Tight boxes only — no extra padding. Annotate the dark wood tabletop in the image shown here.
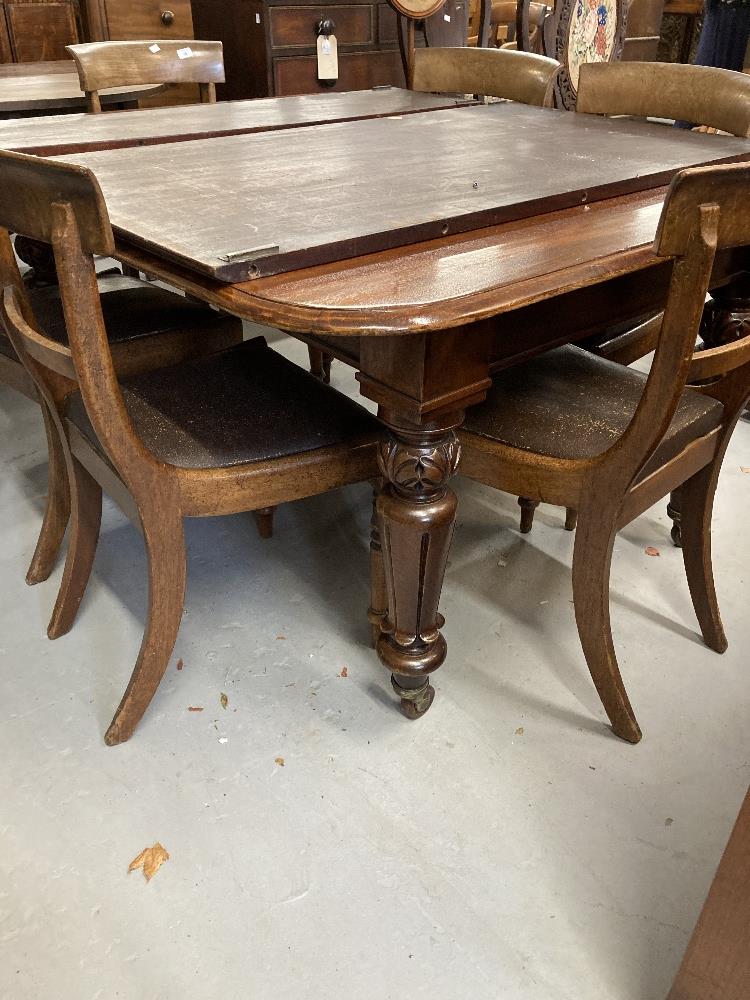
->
[0,60,162,115]
[0,87,471,155]
[58,103,750,282]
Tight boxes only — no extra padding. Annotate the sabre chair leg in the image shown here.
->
[104,503,187,746]
[564,507,578,532]
[26,402,70,585]
[679,465,727,654]
[47,455,102,640]
[252,506,275,539]
[571,503,642,744]
[518,496,539,533]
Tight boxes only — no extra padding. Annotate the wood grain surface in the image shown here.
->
[0,64,161,114]
[0,88,471,155]
[58,104,750,281]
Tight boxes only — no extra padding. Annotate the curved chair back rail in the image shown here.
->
[66,39,225,111]
[577,62,750,138]
[412,46,560,106]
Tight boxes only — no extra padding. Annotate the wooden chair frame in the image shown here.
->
[459,161,750,743]
[66,39,225,112]
[0,150,381,746]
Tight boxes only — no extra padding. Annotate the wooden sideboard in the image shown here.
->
[0,0,80,62]
[81,0,194,41]
[192,0,467,99]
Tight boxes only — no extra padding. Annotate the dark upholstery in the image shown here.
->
[0,275,229,361]
[66,337,383,469]
[463,345,724,477]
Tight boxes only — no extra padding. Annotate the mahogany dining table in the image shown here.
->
[6,89,750,717]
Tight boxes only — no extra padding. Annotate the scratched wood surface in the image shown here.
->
[59,103,750,282]
[0,62,161,115]
[0,88,471,155]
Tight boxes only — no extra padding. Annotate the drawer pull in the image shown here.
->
[316,17,336,36]
[160,9,175,25]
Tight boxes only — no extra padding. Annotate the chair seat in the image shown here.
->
[66,337,383,470]
[0,274,228,360]
[463,345,724,476]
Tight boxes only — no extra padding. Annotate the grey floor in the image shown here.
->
[1,332,748,1000]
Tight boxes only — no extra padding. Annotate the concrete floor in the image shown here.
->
[1,332,748,1000]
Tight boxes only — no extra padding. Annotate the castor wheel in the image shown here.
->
[391,675,435,719]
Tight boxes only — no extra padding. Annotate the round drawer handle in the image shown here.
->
[160,9,175,25]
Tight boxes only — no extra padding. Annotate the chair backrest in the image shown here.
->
[621,0,664,62]
[577,62,750,138]
[604,161,750,486]
[412,45,559,105]
[516,0,628,109]
[0,150,152,480]
[66,39,225,112]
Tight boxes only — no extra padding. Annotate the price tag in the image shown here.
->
[316,33,338,81]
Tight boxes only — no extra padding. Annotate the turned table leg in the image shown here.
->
[374,418,461,719]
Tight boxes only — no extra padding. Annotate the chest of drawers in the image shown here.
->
[192,0,467,99]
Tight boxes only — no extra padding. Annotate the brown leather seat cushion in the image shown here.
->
[0,274,229,360]
[463,345,724,476]
[66,337,382,470]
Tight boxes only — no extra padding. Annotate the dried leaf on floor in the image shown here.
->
[515,726,524,736]
[220,692,228,710]
[645,546,660,557]
[128,843,169,882]
[741,467,750,474]
[339,667,348,678]
[188,706,204,712]
[665,817,674,827]
[276,635,286,640]
[275,756,285,767]
[176,658,184,671]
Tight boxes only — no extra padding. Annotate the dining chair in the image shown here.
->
[457,160,750,744]
[488,1,548,52]
[0,150,383,746]
[307,40,560,384]
[516,59,750,535]
[410,44,559,105]
[66,39,225,113]
[516,0,628,108]
[0,243,242,590]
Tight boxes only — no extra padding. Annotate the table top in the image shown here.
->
[59,103,750,283]
[0,88,471,155]
[0,60,161,114]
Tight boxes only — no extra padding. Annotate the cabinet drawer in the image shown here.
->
[270,6,373,48]
[274,48,404,94]
[5,2,78,61]
[104,0,194,41]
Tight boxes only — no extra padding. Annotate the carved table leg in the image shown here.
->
[375,417,461,719]
[368,483,388,649]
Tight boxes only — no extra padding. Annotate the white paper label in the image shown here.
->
[149,43,160,53]
[255,12,260,22]
[176,46,194,59]
[443,13,451,20]
[316,34,338,80]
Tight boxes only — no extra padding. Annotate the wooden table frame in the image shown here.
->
[105,185,750,715]
[9,94,749,714]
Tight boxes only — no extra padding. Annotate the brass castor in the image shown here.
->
[391,674,435,719]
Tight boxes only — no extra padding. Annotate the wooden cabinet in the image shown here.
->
[192,0,467,99]
[0,0,80,63]
[82,0,194,41]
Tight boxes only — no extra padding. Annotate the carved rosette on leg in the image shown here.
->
[375,426,461,719]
